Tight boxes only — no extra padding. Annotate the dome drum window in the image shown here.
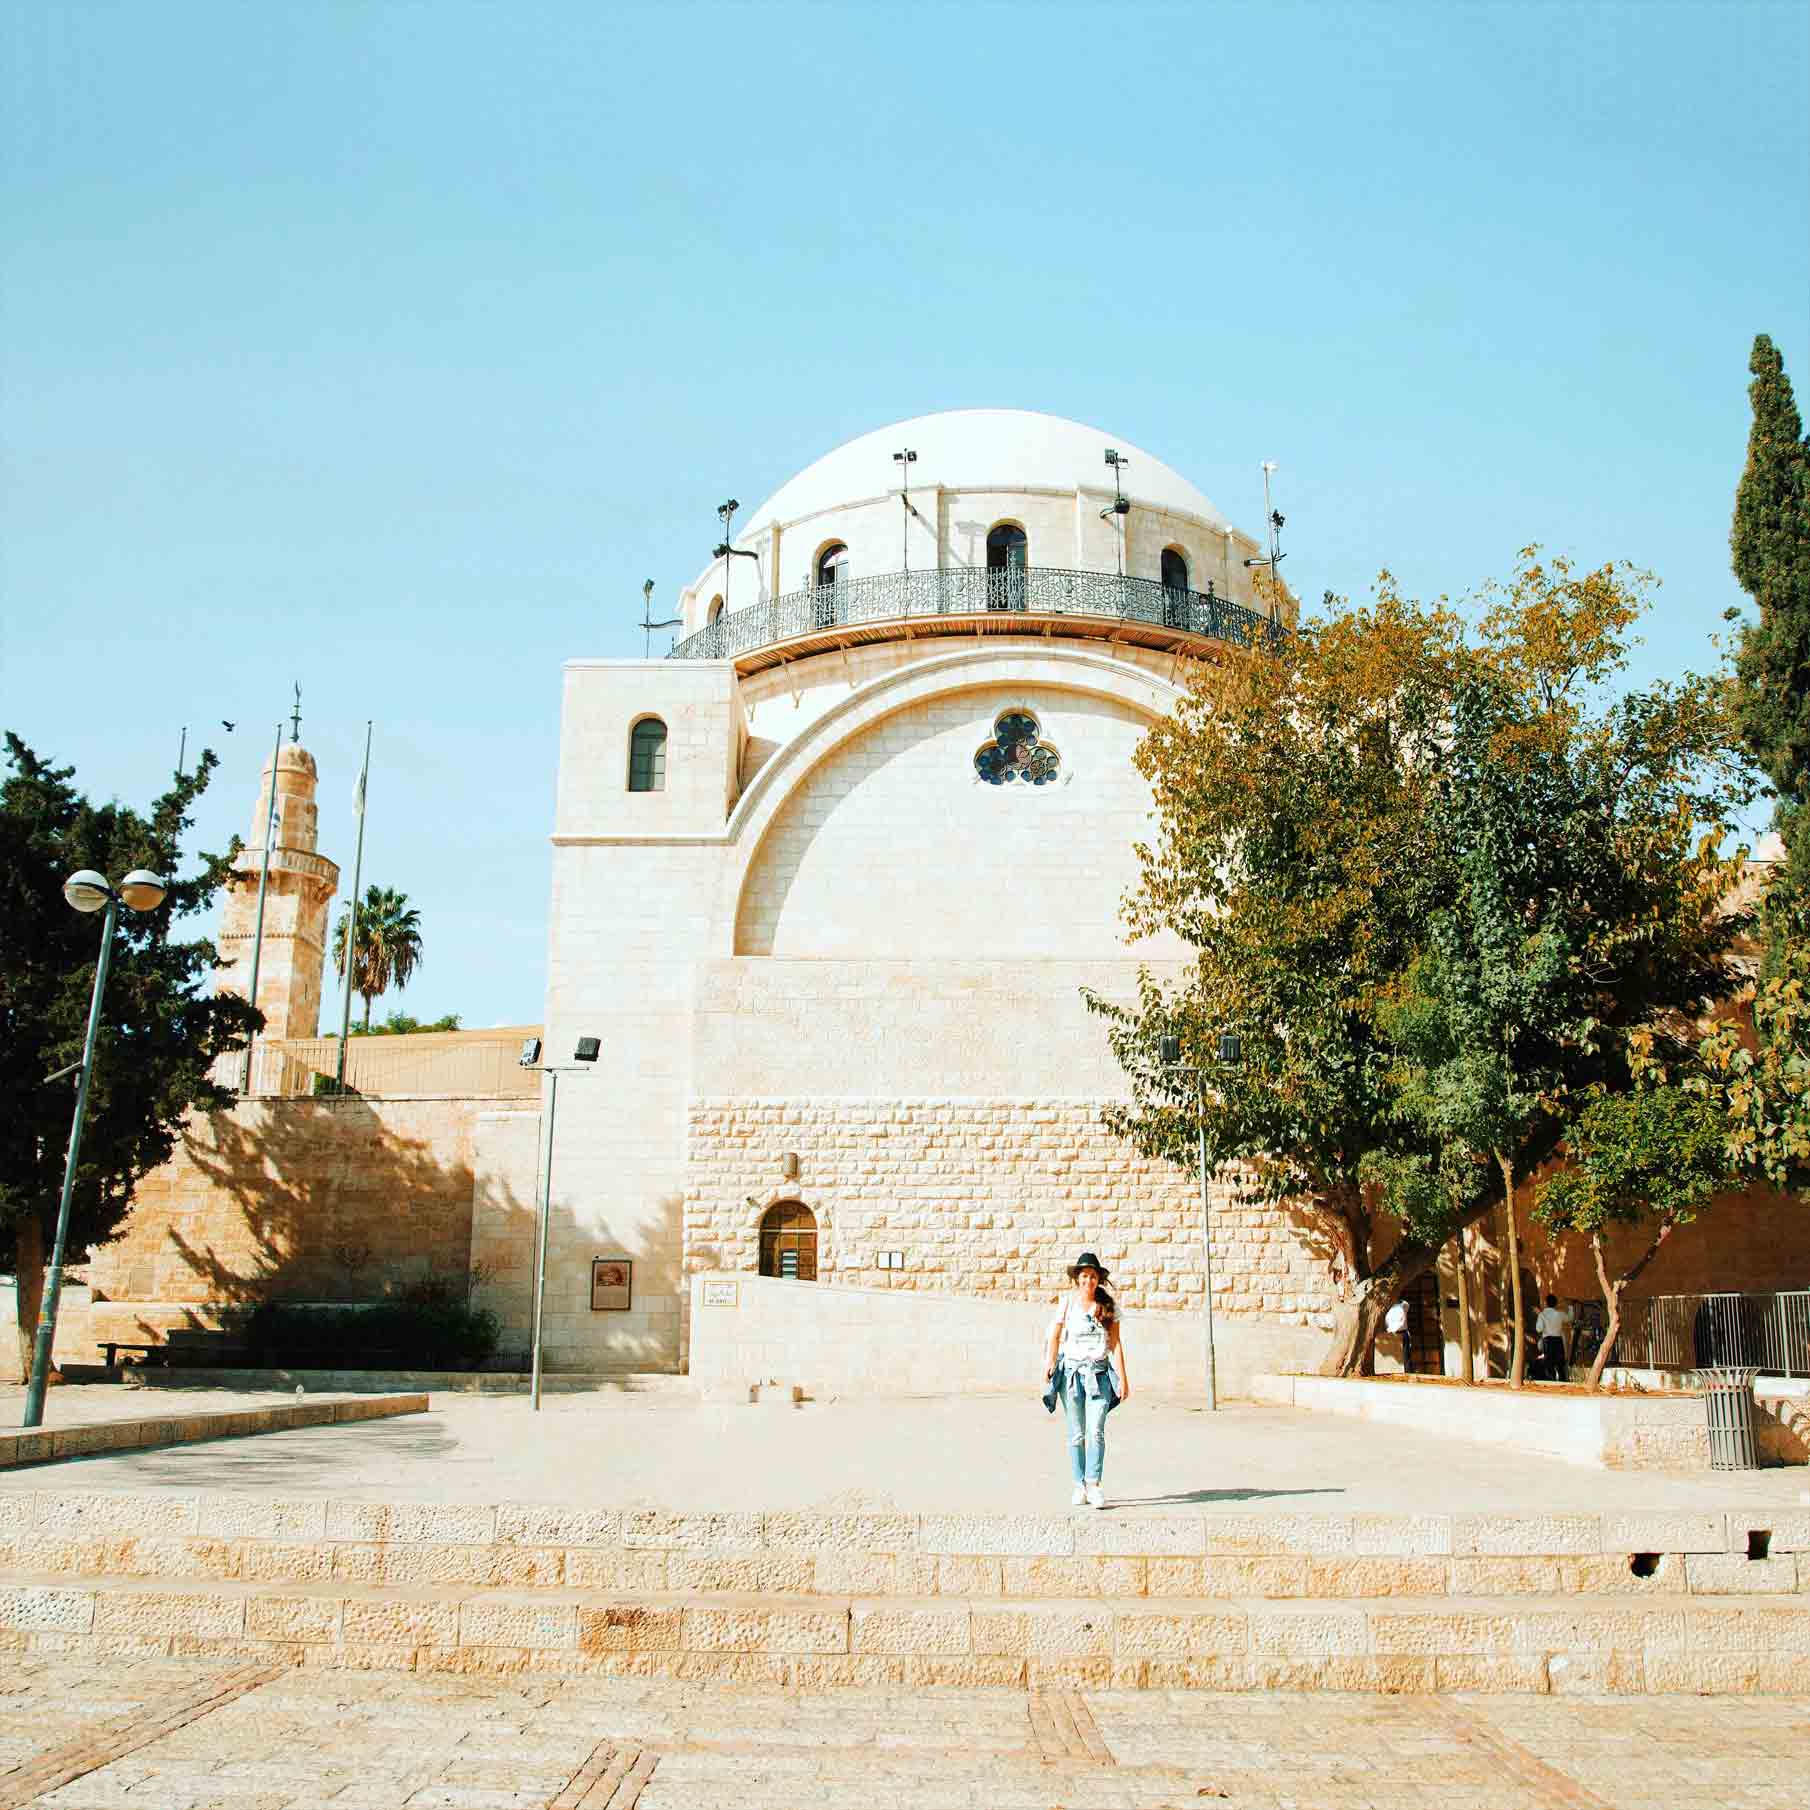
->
[975,709,1060,786]
[814,543,848,630]
[985,524,1029,612]
[1161,548,1190,628]
[628,717,668,792]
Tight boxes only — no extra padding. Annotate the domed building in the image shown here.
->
[538,409,1336,1389]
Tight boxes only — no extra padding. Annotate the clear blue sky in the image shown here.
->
[5,1,1807,1029]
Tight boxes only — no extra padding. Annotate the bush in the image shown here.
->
[246,1296,500,1371]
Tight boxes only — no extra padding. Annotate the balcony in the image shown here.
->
[669,566,1281,672]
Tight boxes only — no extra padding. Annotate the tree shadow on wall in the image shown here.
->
[105,1098,683,1373]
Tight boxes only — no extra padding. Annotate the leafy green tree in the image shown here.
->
[1092,552,1750,1376]
[1533,1086,1733,1388]
[331,885,424,1030]
[0,734,258,1381]
[1730,334,1810,899]
[351,1010,462,1037]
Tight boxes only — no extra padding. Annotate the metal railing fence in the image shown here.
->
[670,566,1282,663]
[1625,1291,1810,1379]
[219,1032,541,1100]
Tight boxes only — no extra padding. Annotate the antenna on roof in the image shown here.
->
[1242,461,1286,616]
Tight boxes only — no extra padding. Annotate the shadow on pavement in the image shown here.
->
[1107,1487,1347,1507]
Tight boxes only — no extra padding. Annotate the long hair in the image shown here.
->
[1089,1285,1117,1328]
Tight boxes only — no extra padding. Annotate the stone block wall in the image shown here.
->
[681,1098,1338,1370]
[83,1095,541,1350]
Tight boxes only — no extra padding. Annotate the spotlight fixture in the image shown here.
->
[519,1037,543,1068]
[892,448,918,569]
[574,1036,602,1063]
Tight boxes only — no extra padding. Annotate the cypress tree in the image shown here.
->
[1730,334,1810,895]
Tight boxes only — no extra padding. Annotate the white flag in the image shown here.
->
[352,759,367,817]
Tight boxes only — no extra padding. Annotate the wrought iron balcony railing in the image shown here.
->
[668,566,1281,663]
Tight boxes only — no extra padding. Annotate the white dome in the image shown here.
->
[742,409,1229,535]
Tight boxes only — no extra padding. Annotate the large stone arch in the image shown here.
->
[720,645,1188,960]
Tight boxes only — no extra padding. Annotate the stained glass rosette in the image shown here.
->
[974,710,1061,785]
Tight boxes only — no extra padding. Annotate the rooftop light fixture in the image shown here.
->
[892,448,918,570]
[1101,449,1131,574]
[638,578,682,657]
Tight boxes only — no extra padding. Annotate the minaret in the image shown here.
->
[215,741,341,1039]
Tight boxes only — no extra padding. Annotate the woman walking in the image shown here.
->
[1042,1251,1131,1508]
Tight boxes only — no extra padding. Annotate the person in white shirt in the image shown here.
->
[1041,1251,1130,1509]
[1534,1295,1573,1382]
[1383,1299,1414,1375]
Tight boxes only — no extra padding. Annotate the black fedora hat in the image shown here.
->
[1066,1250,1110,1281]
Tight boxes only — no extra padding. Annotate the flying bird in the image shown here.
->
[220,720,236,731]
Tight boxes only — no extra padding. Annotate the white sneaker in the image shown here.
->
[1070,1484,1086,1506]
[1086,1484,1105,1510]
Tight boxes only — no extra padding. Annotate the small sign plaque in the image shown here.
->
[591,1257,632,1312]
[702,1280,738,1308]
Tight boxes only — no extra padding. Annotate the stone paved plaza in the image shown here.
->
[6,1385,1805,1514]
[0,1652,1804,1808]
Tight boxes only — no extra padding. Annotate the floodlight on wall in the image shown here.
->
[519,1037,543,1068]
[573,1036,602,1063]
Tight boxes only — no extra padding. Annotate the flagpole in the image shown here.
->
[335,721,373,1090]
[240,724,285,1094]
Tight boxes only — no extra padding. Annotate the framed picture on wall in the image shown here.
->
[591,1257,632,1312]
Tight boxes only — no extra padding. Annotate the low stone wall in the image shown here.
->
[0,1393,426,1469]
[1252,1374,1714,1470]
[687,1272,1321,1397]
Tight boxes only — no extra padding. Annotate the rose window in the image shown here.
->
[974,710,1061,786]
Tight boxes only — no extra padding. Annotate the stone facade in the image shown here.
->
[84,1096,541,1356]
[681,1096,1334,1328]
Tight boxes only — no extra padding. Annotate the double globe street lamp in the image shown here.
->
[23,868,168,1428]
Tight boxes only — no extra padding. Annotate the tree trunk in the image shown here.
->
[1455,1226,1475,1384]
[1588,1235,1621,1393]
[13,1212,45,1387]
[361,992,372,1032]
[1497,1153,1526,1388]
[1587,1223,1670,1393]
[1317,1241,1441,1376]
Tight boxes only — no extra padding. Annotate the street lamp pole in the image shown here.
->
[25,868,168,1429]
[518,1036,600,1411]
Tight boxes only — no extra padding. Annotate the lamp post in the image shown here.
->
[1159,1029,1241,1411]
[518,1035,600,1411]
[24,867,169,1428]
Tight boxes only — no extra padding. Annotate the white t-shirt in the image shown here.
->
[1050,1298,1110,1365]
[1535,1306,1571,1341]
[1383,1303,1408,1335]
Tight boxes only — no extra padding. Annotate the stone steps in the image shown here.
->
[1,1571,1805,1693]
[0,1494,1802,1597]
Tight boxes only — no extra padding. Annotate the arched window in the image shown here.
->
[814,543,847,629]
[628,717,667,793]
[1161,548,1190,629]
[707,595,725,626]
[986,523,1028,611]
[759,1201,818,1281]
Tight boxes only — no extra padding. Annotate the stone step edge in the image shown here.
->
[3,1494,1801,1559]
[4,1572,1804,1624]
[3,1539,1802,1598]
[0,1395,428,1470]
[5,1581,1804,1697]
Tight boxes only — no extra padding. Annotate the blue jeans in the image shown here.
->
[1061,1362,1113,1485]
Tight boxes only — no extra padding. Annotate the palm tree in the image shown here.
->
[332,885,423,1030]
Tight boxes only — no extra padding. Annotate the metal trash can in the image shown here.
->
[1702,1366,1761,1470]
